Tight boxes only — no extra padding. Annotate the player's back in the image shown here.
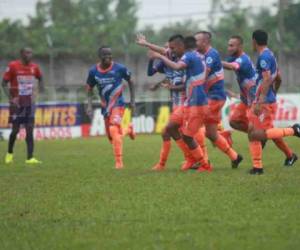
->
[255,48,278,103]
[204,47,226,100]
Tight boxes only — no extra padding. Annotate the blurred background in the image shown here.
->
[0,0,299,103]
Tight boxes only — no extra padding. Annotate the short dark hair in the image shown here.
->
[184,36,196,50]
[230,35,243,45]
[252,30,268,45]
[20,47,32,54]
[168,34,184,43]
[98,46,111,55]
[195,31,212,41]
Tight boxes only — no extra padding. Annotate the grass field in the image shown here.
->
[1,133,300,250]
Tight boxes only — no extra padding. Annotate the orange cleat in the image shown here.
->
[152,163,165,171]
[181,160,198,171]
[197,163,213,173]
[115,161,124,169]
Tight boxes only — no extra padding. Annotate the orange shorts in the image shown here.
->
[169,106,184,126]
[247,103,277,130]
[182,106,208,137]
[230,102,250,125]
[205,99,225,124]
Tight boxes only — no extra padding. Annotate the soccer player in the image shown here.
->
[145,35,186,170]
[195,31,243,168]
[148,36,211,172]
[2,47,44,164]
[86,46,135,169]
[247,30,300,174]
[222,35,297,167]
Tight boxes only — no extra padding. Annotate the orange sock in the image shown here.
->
[158,140,171,166]
[190,146,207,165]
[109,125,123,166]
[175,138,194,161]
[249,141,262,168]
[214,134,238,161]
[273,138,293,158]
[195,129,208,162]
[266,128,294,139]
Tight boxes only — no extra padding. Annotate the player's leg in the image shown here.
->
[5,123,20,164]
[181,107,211,172]
[194,127,208,162]
[272,138,298,166]
[229,103,249,133]
[152,127,171,170]
[108,107,125,169]
[205,100,243,168]
[5,106,21,164]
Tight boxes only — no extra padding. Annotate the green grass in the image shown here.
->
[1,133,300,250]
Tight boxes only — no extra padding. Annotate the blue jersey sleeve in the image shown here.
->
[259,55,271,72]
[180,52,192,66]
[86,68,96,88]
[205,54,215,69]
[147,60,165,76]
[120,66,131,81]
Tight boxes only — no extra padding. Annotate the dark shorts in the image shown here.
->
[9,105,35,125]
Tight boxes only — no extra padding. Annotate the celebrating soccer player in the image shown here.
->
[247,30,300,174]
[222,35,297,167]
[148,36,212,172]
[2,47,44,164]
[137,35,187,170]
[195,31,243,168]
[85,46,135,169]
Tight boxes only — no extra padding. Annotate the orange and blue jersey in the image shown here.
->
[86,62,131,117]
[255,48,278,104]
[179,50,207,106]
[204,47,226,100]
[147,57,186,107]
[226,53,257,106]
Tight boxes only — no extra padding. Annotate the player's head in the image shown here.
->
[20,47,33,64]
[184,36,197,50]
[227,35,243,56]
[98,46,112,67]
[252,29,268,51]
[168,34,185,57]
[195,31,212,53]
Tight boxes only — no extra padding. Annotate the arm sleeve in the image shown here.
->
[35,65,42,79]
[179,53,190,67]
[121,66,131,82]
[86,69,96,89]
[3,63,13,81]
[259,56,271,72]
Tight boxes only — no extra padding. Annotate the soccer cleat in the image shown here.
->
[4,153,13,164]
[128,124,136,140]
[181,160,197,171]
[292,124,300,137]
[249,167,264,175]
[115,161,124,169]
[152,163,165,171]
[231,154,243,169]
[25,158,42,164]
[197,163,213,173]
[284,153,298,167]
[189,162,200,170]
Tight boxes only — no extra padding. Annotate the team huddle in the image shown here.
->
[2,29,300,174]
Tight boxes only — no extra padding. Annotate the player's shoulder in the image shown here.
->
[208,47,220,57]
[113,62,127,70]
[7,60,20,68]
[29,61,41,69]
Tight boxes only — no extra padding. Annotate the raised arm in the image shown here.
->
[136,34,167,55]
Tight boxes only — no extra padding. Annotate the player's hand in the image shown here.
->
[86,104,93,119]
[253,103,262,116]
[136,33,147,46]
[148,50,160,59]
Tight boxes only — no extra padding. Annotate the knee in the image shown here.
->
[229,120,238,130]
[205,129,217,142]
[11,127,20,136]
